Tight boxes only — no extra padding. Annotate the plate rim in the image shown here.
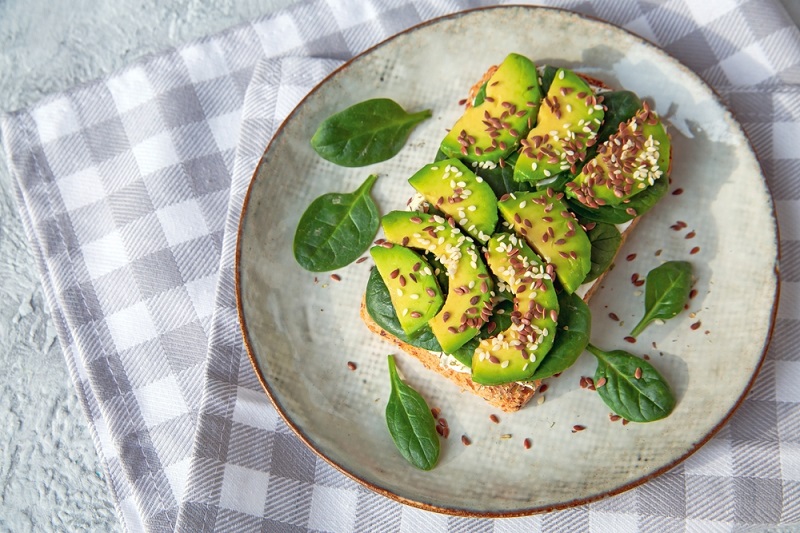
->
[235,4,781,517]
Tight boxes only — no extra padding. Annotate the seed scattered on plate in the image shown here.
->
[634,367,643,379]
[624,336,636,343]
[609,414,621,422]
[461,435,471,446]
[523,438,532,449]
[572,425,586,433]
[595,377,607,388]
[356,257,368,264]
[691,321,702,330]
[690,246,700,255]
[490,414,500,424]
[609,312,620,321]
[672,188,684,195]
[330,274,341,281]
[347,361,357,371]
[626,253,637,261]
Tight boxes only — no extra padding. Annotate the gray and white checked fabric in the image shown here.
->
[1,0,799,531]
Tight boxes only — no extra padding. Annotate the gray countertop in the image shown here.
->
[1,1,798,530]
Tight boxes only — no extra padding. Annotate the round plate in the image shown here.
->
[237,6,779,516]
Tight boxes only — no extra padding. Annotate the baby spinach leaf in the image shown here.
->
[539,65,559,95]
[584,222,622,283]
[365,267,442,352]
[311,99,432,167]
[472,81,488,107]
[529,292,591,380]
[472,152,533,198]
[293,175,380,272]
[630,261,693,337]
[587,343,676,422]
[592,91,642,149]
[386,355,440,470]
[566,172,668,224]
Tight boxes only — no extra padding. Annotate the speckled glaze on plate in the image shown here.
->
[236,6,779,516]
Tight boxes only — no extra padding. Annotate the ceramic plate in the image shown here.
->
[237,6,779,515]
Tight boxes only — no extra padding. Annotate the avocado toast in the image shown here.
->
[361,53,672,412]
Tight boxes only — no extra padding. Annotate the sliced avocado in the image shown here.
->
[381,211,494,353]
[498,190,591,294]
[370,245,444,336]
[408,158,498,243]
[566,102,670,208]
[440,53,542,165]
[514,68,603,184]
[471,233,559,385]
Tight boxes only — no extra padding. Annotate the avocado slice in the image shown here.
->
[440,53,542,166]
[566,102,670,209]
[408,158,498,243]
[514,68,603,185]
[369,245,444,336]
[381,210,494,354]
[498,190,591,294]
[471,233,559,385]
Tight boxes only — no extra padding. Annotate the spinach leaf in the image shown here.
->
[587,343,676,422]
[566,171,669,224]
[592,91,641,149]
[585,222,622,283]
[386,355,440,470]
[449,338,478,368]
[472,81,488,107]
[311,99,432,167]
[365,267,442,352]
[472,152,533,197]
[293,175,380,272]
[630,261,693,337]
[534,170,573,192]
[540,65,559,95]
[529,292,591,380]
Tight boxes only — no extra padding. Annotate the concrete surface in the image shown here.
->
[0,1,798,531]
[0,1,298,531]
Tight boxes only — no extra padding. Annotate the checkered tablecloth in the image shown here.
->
[2,0,799,531]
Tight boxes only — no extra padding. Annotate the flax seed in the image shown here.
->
[347,361,357,371]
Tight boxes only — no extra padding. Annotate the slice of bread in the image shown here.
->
[361,65,650,412]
